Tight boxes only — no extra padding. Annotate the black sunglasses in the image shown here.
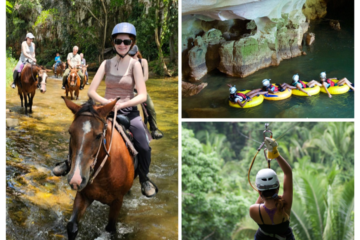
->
[114,39,132,45]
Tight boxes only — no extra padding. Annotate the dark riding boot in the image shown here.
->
[52,160,70,176]
[149,116,163,140]
[11,70,19,89]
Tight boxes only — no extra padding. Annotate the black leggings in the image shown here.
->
[129,116,151,182]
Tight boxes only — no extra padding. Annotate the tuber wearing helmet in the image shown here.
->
[292,74,299,82]
[262,79,271,87]
[320,72,326,79]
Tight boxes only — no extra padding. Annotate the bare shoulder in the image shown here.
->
[142,58,148,65]
[249,204,259,218]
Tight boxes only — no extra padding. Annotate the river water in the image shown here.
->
[182,17,354,118]
[6,74,178,239]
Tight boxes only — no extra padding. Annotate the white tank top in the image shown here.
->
[20,41,35,63]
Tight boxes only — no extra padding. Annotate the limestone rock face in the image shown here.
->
[188,29,225,81]
[183,0,309,80]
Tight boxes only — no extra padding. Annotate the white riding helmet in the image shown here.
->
[262,79,271,87]
[320,72,326,79]
[293,74,299,82]
[255,168,279,191]
[229,85,237,94]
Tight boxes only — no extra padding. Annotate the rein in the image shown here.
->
[74,107,118,184]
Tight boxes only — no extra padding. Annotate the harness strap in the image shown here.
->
[258,228,286,240]
[111,118,138,156]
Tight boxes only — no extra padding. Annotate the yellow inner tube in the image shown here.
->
[292,81,320,96]
[320,79,350,95]
[229,90,264,108]
[263,87,292,101]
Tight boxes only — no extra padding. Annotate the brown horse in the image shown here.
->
[65,67,81,100]
[53,61,66,78]
[62,97,134,240]
[17,63,49,114]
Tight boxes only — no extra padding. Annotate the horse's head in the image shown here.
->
[68,67,80,87]
[61,62,66,69]
[35,66,50,93]
[62,97,119,191]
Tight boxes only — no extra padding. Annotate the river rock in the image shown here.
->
[6,118,19,128]
[329,20,341,30]
[182,81,208,97]
[306,33,315,45]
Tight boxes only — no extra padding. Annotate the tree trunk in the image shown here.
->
[101,0,107,63]
[154,0,171,76]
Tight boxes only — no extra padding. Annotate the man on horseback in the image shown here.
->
[11,33,37,89]
[54,53,61,73]
[61,46,85,90]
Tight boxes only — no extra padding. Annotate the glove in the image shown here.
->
[264,137,279,159]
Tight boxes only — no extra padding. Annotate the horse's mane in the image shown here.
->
[74,98,101,119]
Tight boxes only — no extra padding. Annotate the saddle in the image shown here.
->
[107,112,138,173]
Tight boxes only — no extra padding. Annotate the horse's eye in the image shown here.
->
[96,134,102,140]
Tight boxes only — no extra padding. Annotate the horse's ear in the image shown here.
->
[97,97,121,118]
[62,96,81,114]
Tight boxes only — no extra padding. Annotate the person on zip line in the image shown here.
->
[129,45,163,139]
[249,137,295,240]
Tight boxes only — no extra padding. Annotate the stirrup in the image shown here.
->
[141,178,159,198]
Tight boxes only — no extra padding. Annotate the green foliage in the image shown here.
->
[6,54,18,87]
[182,122,354,240]
[6,1,13,13]
[182,128,248,240]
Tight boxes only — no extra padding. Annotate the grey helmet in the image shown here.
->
[320,72,326,79]
[129,45,139,56]
[293,74,299,82]
[262,79,271,87]
[229,85,237,94]
[255,168,279,191]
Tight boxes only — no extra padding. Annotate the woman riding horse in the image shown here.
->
[11,32,37,89]
[52,23,158,198]
[129,45,164,139]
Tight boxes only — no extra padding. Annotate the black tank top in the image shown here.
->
[257,204,291,234]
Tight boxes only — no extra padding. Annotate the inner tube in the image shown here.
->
[263,87,292,101]
[292,81,320,96]
[229,90,264,108]
[320,79,350,94]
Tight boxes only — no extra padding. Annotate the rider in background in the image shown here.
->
[11,33,36,89]
[54,53,61,73]
[249,137,295,240]
[129,45,163,139]
[61,46,85,90]
[79,53,88,82]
